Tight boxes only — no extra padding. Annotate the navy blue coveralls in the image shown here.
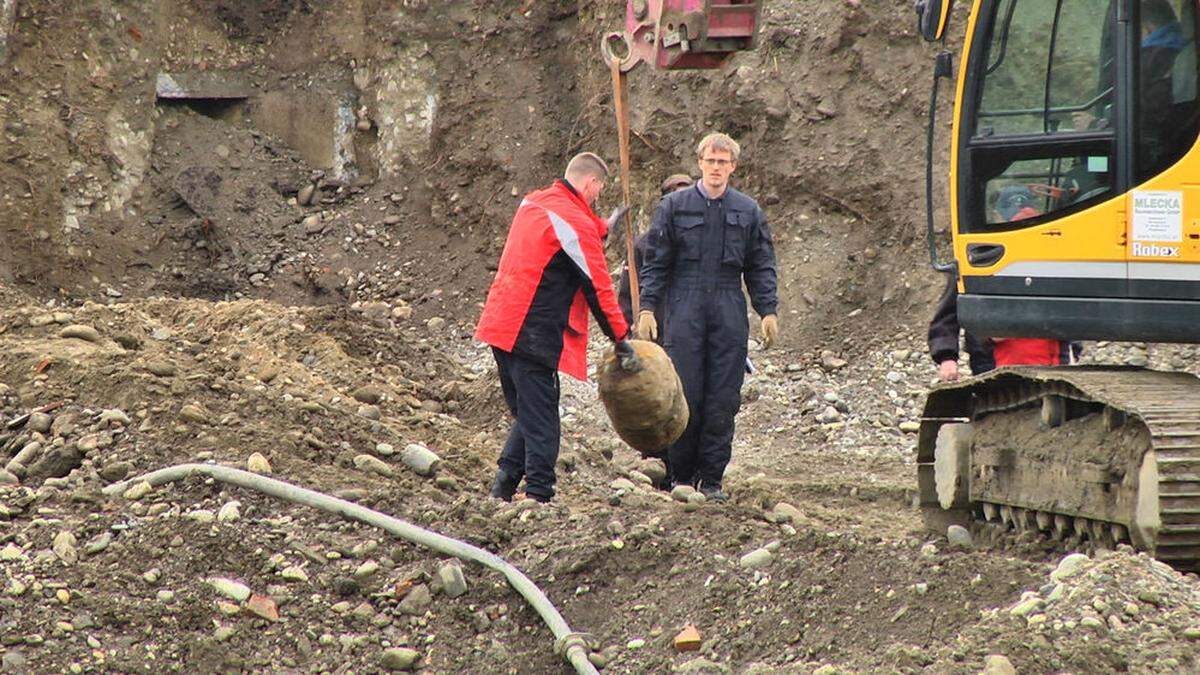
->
[639,183,778,488]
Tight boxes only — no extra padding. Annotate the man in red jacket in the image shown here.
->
[476,152,639,503]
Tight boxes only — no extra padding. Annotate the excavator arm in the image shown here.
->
[602,0,762,72]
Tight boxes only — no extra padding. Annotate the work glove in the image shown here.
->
[614,339,642,372]
[760,314,779,349]
[607,204,631,230]
[636,310,658,341]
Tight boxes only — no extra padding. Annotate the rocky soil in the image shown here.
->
[3,0,1200,673]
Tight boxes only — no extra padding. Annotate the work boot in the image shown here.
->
[489,470,520,502]
[698,481,729,503]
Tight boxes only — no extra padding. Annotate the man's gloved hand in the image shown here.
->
[760,314,779,349]
[607,204,631,230]
[614,339,642,372]
[635,310,658,341]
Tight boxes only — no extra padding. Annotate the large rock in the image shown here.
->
[982,654,1017,675]
[597,340,689,454]
[26,445,82,481]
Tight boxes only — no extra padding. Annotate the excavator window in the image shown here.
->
[960,0,1200,234]
[966,0,1116,231]
[1135,0,1200,183]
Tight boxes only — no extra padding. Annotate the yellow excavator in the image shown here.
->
[916,0,1200,569]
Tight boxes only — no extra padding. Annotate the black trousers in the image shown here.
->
[493,347,561,500]
[662,284,748,487]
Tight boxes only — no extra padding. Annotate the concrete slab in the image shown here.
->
[156,71,253,100]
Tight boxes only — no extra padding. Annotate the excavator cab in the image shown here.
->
[917,1,1200,569]
[602,0,762,72]
[926,0,1200,342]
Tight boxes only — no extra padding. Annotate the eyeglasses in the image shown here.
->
[700,157,733,167]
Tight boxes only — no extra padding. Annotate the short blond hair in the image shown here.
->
[696,133,740,161]
[565,152,609,182]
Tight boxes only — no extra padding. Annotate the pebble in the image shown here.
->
[99,461,133,482]
[247,452,272,474]
[83,532,112,556]
[1,543,25,561]
[1010,597,1043,617]
[2,652,27,671]
[380,647,421,671]
[1081,616,1105,629]
[400,443,441,477]
[56,589,71,604]
[298,184,316,205]
[816,406,841,424]
[1050,553,1090,582]
[437,563,468,598]
[246,593,280,621]
[0,469,18,485]
[674,624,702,652]
[281,566,310,582]
[772,502,802,523]
[740,548,773,570]
[352,386,383,404]
[398,583,432,615]
[144,361,177,377]
[946,525,972,549]
[899,421,921,433]
[610,478,637,492]
[59,325,101,342]
[982,654,1017,675]
[157,590,175,602]
[52,531,79,565]
[121,478,152,499]
[626,638,646,650]
[303,214,324,234]
[426,317,446,331]
[99,409,131,426]
[187,509,216,524]
[919,542,939,558]
[27,412,52,433]
[178,404,209,424]
[357,404,381,420]
[672,485,698,503]
[214,625,236,641]
[375,442,396,456]
[217,501,242,523]
[353,454,395,478]
[353,560,379,580]
[207,577,252,602]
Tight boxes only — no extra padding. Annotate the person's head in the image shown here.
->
[993,184,1035,221]
[696,133,739,195]
[660,173,693,196]
[564,152,609,206]
[1142,0,1178,37]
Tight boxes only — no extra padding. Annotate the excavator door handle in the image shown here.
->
[966,243,1005,267]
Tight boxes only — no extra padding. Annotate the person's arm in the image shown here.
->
[928,273,962,379]
[639,198,676,314]
[559,216,629,342]
[744,206,778,318]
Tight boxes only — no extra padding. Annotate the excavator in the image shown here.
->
[915,0,1200,569]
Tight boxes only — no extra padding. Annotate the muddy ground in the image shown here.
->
[3,1,1200,673]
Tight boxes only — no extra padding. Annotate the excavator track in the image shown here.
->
[917,366,1200,571]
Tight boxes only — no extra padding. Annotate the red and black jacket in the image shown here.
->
[475,180,629,381]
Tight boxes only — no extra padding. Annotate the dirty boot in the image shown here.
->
[698,481,729,503]
[489,470,520,501]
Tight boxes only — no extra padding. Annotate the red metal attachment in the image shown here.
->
[601,0,761,72]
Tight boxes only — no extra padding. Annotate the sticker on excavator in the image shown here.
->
[1132,190,1183,243]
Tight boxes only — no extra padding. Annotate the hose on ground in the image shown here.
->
[102,463,599,675]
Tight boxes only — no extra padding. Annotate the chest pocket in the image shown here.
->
[673,213,705,260]
[722,210,750,268]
